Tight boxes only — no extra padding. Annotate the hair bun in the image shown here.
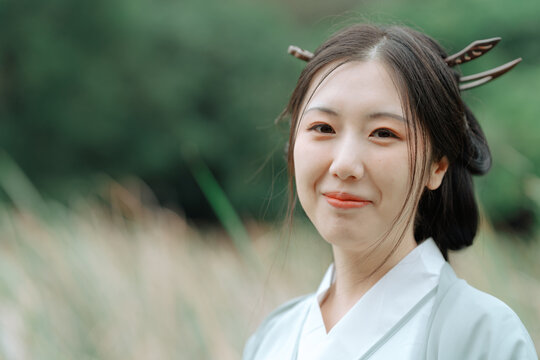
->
[462,106,492,175]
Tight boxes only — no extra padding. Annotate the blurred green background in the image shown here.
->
[0,0,539,358]
[1,0,539,231]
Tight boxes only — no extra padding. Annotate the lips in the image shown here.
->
[323,192,371,209]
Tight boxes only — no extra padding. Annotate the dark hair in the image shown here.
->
[282,24,491,260]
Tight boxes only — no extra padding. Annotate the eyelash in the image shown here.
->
[308,123,335,134]
[308,124,399,139]
[371,128,399,139]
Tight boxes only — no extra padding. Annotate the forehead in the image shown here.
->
[301,60,405,119]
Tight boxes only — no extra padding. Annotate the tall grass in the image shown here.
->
[0,173,333,359]
[0,162,538,358]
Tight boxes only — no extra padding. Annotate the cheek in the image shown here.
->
[293,145,312,197]
[293,140,308,195]
[293,137,330,202]
[373,150,412,203]
[294,137,322,178]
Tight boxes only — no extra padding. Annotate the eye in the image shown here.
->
[308,123,335,134]
[371,128,398,139]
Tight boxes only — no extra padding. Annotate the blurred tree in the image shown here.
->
[0,0,314,220]
[0,0,539,233]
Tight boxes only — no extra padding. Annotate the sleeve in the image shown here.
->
[426,280,538,360]
[484,308,537,360]
[242,333,257,360]
[242,294,311,360]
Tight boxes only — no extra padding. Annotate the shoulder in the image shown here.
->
[243,294,312,360]
[251,293,312,336]
[426,264,538,359]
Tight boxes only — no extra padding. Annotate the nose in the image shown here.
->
[329,135,365,181]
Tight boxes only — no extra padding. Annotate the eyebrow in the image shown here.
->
[304,106,339,116]
[304,106,406,122]
[369,112,406,122]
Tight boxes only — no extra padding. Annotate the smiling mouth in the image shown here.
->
[323,192,372,209]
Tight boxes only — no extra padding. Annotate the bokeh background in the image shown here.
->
[0,0,539,358]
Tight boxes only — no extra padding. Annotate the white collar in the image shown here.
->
[300,238,446,358]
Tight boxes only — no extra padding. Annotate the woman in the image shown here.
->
[244,24,537,359]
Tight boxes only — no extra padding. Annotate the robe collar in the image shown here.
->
[297,238,445,359]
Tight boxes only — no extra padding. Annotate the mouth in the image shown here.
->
[323,192,372,209]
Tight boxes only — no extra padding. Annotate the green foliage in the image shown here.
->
[0,0,312,219]
[1,0,539,229]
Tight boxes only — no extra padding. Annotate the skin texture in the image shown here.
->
[293,60,448,332]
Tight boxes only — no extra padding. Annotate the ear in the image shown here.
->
[426,156,449,190]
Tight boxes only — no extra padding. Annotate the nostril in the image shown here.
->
[330,160,364,181]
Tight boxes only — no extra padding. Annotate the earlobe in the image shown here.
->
[427,156,449,190]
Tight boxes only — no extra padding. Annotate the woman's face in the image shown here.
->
[293,60,432,252]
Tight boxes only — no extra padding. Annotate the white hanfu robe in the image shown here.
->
[243,238,537,360]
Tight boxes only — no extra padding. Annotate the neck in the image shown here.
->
[320,230,417,332]
[333,230,417,298]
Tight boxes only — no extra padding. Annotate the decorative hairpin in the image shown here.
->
[288,45,314,62]
[287,37,522,91]
[444,37,522,90]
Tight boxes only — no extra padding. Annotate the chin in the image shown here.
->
[319,227,374,249]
